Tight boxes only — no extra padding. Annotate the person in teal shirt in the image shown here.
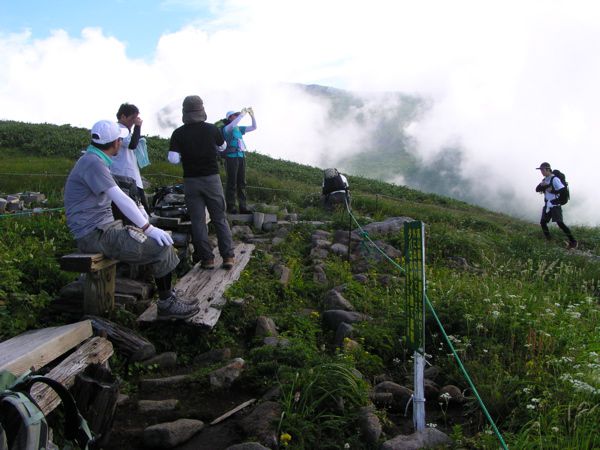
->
[222,107,257,214]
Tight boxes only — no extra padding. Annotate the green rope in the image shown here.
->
[344,200,508,449]
[0,207,64,219]
[425,293,508,449]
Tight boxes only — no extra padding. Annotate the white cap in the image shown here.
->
[91,120,129,144]
[226,110,239,119]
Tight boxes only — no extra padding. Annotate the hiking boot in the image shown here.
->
[567,240,578,250]
[157,294,199,320]
[222,257,235,270]
[201,259,215,269]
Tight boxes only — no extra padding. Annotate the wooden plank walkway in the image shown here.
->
[137,243,255,328]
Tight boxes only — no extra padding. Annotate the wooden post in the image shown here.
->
[83,265,116,315]
[72,363,120,447]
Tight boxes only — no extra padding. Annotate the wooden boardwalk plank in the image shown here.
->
[137,243,255,328]
[0,321,93,376]
[31,336,114,415]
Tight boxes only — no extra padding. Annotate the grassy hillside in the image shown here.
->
[1,121,599,449]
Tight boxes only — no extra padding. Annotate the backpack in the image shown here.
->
[322,168,348,195]
[0,371,94,450]
[550,169,570,205]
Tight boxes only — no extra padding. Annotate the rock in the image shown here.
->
[322,310,370,331]
[373,381,413,411]
[381,428,452,450]
[275,227,290,238]
[343,338,360,352]
[332,229,351,246]
[378,274,399,286]
[116,393,130,406]
[311,230,332,242]
[424,379,440,401]
[0,198,6,213]
[255,316,278,338]
[439,385,464,404]
[273,264,291,285]
[195,348,231,366]
[262,222,274,232]
[353,273,368,283]
[323,290,355,312]
[139,375,189,390]
[239,401,281,448]
[370,392,393,407]
[253,212,265,230]
[358,406,382,444]
[373,374,393,385]
[231,225,254,239]
[141,352,177,369]
[143,418,204,449]
[424,365,440,380]
[333,322,354,347]
[138,399,179,414]
[310,247,329,260]
[313,239,332,249]
[284,213,298,221]
[261,386,281,401]
[263,336,290,347]
[271,237,285,246]
[226,444,270,450]
[330,243,349,257]
[313,266,328,284]
[359,217,414,236]
[209,358,246,388]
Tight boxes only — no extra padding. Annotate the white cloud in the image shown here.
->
[2,0,600,224]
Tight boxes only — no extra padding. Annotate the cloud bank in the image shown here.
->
[1,0,600,224]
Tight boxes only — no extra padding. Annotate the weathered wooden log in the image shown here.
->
[115,277,154,300]
[72,363,119,447]
[31,337,114,415]
[85,315,156,362]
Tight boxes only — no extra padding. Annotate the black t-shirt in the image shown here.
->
[169,122,225,177]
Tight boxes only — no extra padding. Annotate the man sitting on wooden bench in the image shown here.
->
[63,120,199,320]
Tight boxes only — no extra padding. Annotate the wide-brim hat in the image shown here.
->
[182,95,207,124]
[536,162,551,170]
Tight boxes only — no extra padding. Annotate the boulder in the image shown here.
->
[209,358,246,388]
[143,418,204,449]
[381,428,452,450]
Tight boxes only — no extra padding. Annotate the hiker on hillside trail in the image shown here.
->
[110,103,151,214]
[535,162,577,249]
[168,95,235,270]
[64,120,199,320]
[322,168,350,211]
[222,107,257,214]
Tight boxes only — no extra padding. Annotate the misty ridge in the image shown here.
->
[298,84,519,217]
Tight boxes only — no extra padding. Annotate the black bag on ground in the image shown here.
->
[0,371,94,450]
[550,169,570,205]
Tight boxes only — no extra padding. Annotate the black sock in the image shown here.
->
[155,273,172,300]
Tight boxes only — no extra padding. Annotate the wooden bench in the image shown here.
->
[60,253,118,316]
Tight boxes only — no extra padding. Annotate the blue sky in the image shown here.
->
[2,0,600,223]
[0,0,215,59]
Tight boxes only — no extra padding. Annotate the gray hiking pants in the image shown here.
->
[183,174,234,261]
[76,220,179,278]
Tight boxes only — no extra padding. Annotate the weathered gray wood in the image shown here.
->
[85,315,156,361]
[0,321,93,376]
[83,265,116,315]
[227,213,253,223]
[60,253,118,273]
[137,243,255,328]
[31,337,114,415]
[72,363,119,446]
[115,277,154,300]
[210,398,256,425]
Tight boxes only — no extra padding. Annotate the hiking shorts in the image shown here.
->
[76,220,179,278]
[541,205,563,224]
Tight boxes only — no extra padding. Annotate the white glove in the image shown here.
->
[138,204,149,221]
[144,225,173,246]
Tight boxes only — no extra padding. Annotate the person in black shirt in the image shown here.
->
[168,95,235,269]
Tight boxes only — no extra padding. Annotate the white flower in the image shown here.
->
[527,404,536,410]
[551,426,559,432]
[427,423,438,428]
[491,310,500,318]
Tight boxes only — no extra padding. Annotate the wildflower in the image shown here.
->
[280,433,292,446]
[344,444,350,449]
[491,310,500,318]
[294,391,301,402]
[482,349,488,353]
[393,357,401,365]
[551,426,559,433]
[526,404,536,410]
[310,311,320,319]
[554,303,561,307]
[427,423,438,428]
[439,392,451,402]
[522,387,531,394]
